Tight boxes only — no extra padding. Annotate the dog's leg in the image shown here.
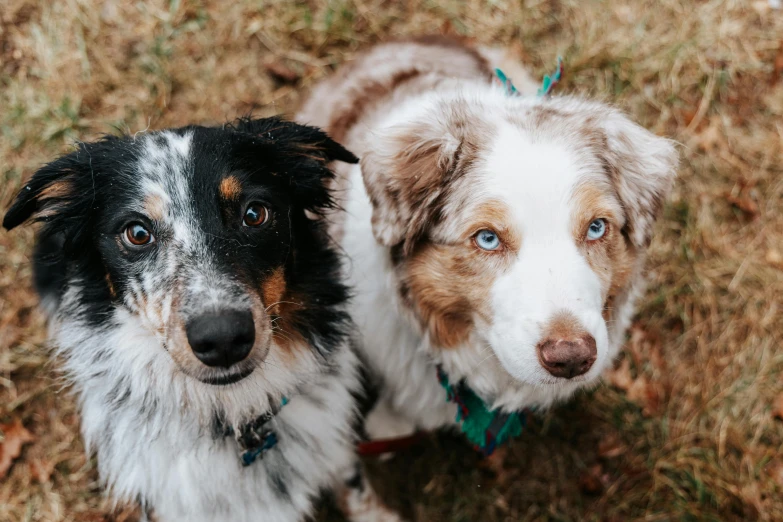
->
[364,398,416,441]
[337,462,405,522]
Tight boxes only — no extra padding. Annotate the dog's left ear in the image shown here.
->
[599,111,678,249]
[3,145,93,231]
[233,117,358,213]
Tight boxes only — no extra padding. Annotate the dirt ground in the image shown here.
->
[1,1,782,521]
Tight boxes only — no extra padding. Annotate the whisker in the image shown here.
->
[265,300,304,312]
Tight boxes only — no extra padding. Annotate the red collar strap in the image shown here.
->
[356,431,427,456]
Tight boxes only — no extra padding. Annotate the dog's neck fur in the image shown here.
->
[51,293,361,522]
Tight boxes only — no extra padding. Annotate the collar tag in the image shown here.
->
[224,396,289,467]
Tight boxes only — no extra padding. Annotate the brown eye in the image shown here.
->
[123,223,154,246]
[243,204,268,227]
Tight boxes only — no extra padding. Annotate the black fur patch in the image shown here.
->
[3,117,357,355]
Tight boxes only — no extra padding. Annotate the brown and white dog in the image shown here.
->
[297,38,677,441]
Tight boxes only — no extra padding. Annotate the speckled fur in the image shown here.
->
[297,39,677,440]
[3,120,402,522]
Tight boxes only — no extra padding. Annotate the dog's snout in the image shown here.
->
[537,334,597,379]
[186,310,255,368]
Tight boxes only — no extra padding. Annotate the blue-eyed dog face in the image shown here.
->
[4,118,356,386]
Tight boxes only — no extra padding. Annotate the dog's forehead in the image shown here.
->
[478,121,597,234]
[136,130,195,209]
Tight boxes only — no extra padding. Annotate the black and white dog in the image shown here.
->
[3,118,401,522]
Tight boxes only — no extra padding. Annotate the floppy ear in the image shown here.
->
[361,108,473,252]
[599,111,678,249]
[232,117,358,213]
[3,146,92,231]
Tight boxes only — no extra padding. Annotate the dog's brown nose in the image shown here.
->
[537,334,597,379]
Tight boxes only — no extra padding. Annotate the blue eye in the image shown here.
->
[475,229,501,251]
[586,219,607,240]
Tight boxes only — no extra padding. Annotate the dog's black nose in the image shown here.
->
[186,311,255,368]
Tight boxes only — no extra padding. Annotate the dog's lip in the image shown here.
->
[536,373,594,386]
[199,365,256,386]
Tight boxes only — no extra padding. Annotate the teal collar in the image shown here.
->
[495,56,564,97]
[437,366,529,456]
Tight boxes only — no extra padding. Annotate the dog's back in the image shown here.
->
[299,37,493,144]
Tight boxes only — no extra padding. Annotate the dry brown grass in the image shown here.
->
[1,1,782,520]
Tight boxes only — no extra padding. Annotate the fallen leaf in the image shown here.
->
[767,459,783,487]
[766,249,783,269]
[772,394,783,420]
[627,376,663,417]
[606,358,633,391]
[598,432,627,459]
[493,496,510,513]
[478,446,517,486]
[626,376,649,404]
[726,193,760,219]
[681,108,698,127]
[264,61,300,84]
[578,464,606,495]
[0,419,35,479]
[30,457,55,484]
[691,116,723,151]
[772,40,783,85]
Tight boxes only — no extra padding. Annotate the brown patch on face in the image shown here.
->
[541,310,589,340]
[570,181,638,321]
[143,193,166,222]
[219,175,242,202]
[463,201,522,253]
[258,268,307,355]
[261,268,286,315]
[394,199,519,348]
[269,297,307,356]
[104,272,117,299]
[399,243,480,348]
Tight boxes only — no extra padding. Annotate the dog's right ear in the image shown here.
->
[3,145,92,231]
[361,105,478,253]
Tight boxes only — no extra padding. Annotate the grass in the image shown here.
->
[1,0,782,520]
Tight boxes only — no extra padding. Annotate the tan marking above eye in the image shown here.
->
[460,200,521,253]
[219,175,242,201]
[143,194,166,222]
[569,181,622,242]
